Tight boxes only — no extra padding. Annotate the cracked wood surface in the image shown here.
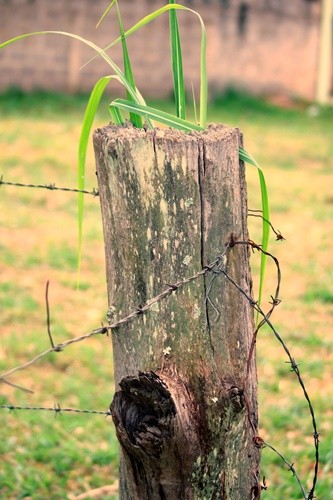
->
[93,123,260,499]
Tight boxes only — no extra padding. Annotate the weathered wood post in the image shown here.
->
[93,123,260,499]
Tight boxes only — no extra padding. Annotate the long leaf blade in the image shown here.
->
[78,75,118,276]
[116,1,143,128]
[96,1,143,127]
[111,98,203,132]
[191,82,199,125]
[169,0,186,119]
[239,146,270,309]
[95,0,117,28]
[109,105,125,125]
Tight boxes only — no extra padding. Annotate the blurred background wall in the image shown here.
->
[0,0,331,103]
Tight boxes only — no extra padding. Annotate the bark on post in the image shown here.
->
[93,123,260,499]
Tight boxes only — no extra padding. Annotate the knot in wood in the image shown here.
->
[111,371,176,457]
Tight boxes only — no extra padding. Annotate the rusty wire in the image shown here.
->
[0,238,319,499]
[221,238,319,500]
[254,437,307,499]
[248,209,285,241]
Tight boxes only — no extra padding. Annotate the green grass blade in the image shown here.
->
[116,1,143,128]
[109,105,125,125]
[111,98,204,132]
[169,0,186,120]
[239,146,270,309]
[191,82,198,125]
[199,22,207,128]
[78,75,118,277]
[95,0,117,28]
[82,3,207,128]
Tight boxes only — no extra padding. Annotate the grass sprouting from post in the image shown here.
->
[91,3,207,127]
[115,1,143,129]
[77,76,116,278]
[239,146,270,308]
[169,0,186,119]
[191,82,199,125]
[110,99,203,131]
[109,104,125,125]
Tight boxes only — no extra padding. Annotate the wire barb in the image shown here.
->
[0,175,99,197]
[0,403,112,416]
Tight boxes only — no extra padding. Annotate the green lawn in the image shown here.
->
[0,89,332,498]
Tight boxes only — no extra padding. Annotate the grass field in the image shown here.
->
[0,89,332,499]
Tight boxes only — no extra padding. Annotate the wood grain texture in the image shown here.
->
[93,123,260,499]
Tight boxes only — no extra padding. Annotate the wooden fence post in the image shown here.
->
[93,123,260,499]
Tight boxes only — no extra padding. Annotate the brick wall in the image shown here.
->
[0,0,321,100]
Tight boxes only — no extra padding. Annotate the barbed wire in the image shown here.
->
[1,377,34,394]
[0,403,111,416]
[220,238,319,500]
[0,177,286,244]
[0,251,224,391]
[255,438,307,499]
[200,236,318,498]
[0,238,319,498]
[0,328,108,392]
[203,237,317,498]
[0,177,285,246]
[0,403,305,497]
[0,175,99,196]
[248,209,285,241]
[45,280,55,349]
